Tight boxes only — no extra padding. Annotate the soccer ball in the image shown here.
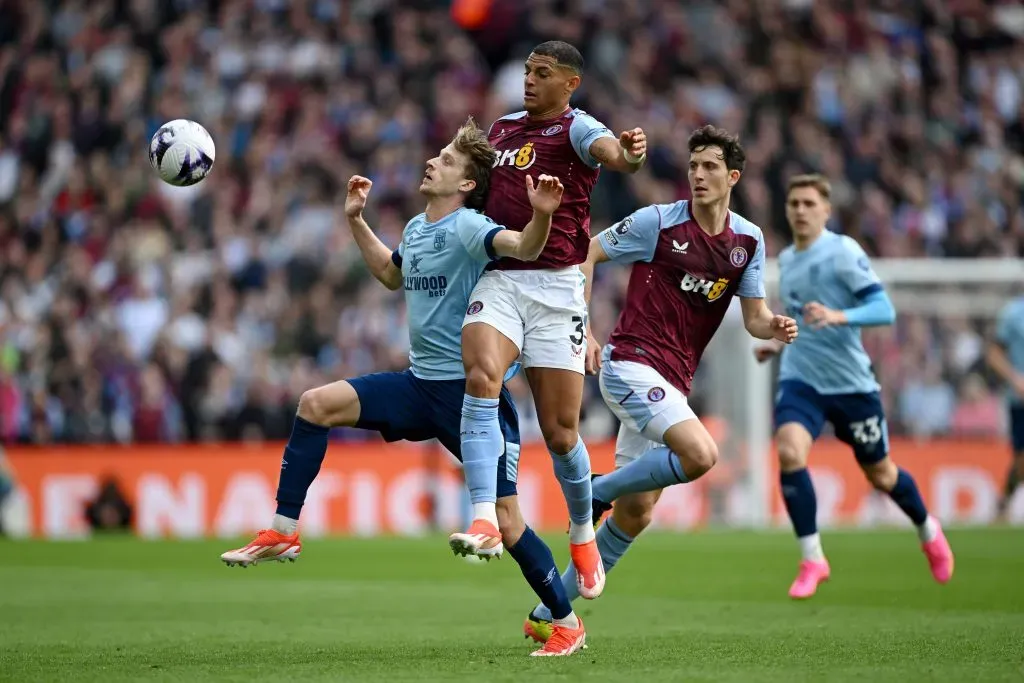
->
[149,119,216,186]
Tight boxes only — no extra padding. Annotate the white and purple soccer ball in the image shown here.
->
[149,119,216,186]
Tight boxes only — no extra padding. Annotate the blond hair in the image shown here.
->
[786,173,832,201]
[452,117,497,210]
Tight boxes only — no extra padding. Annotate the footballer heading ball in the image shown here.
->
[149,119,216,186]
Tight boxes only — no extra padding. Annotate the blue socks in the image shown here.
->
[533,517,635,621]
[508,528,572,620]
[549,436,593,530]
[887,468,928,526]
[780,468,818,537]
[460,395,501,505]
[275,416,331,519]
[592,446,687,503]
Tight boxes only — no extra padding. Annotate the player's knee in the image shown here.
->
[297,387,331,425]
[613,496,655,537]
[496,497,526,547]
[682,439,718,479]
[777,440,808,472]
[543,427,579,457]
[863,458,898,491]
[464,363,502,399]
[297,384,356,427]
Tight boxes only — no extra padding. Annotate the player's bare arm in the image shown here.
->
[589,128,647,174]
[492,174,564,262]
[740,297,798,343]
[580,237,611,374]
[987,341,1024,399]
[345,175,402,291]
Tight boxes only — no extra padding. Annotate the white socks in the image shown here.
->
[272,514,298,536]
[473,502,499,528]
[798,533,825,562]
[798,517,938,562]
[917,516,939,543]
[568,521,596,545]
[553,612,580,630]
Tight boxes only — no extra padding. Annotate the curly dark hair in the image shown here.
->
[687,125,746,172]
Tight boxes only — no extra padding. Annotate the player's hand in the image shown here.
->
[619,127,647,161]
[525,174,564,216]
[345,175,373,218]
[803,301,845,330]
[770,315,799,344]
[1012,374,1024,400]
[585,326,602,375]
[754,342,781,363]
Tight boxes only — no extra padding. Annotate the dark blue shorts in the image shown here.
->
[1010,405,1024,453]
[348,370,520,498]
[774,380,889,464]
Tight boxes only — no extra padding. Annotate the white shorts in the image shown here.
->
[598,352,696,467]
[462,267,587,374]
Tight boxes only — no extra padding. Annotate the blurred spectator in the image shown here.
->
[899,362,957,438]
[950,372,1005,437]
[0,0,1021,445]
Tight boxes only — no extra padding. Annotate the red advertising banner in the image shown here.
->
[3,438,1019,538]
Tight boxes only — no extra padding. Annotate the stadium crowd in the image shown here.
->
[0,0,1022,445]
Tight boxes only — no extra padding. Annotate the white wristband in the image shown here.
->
[623,149,646,164]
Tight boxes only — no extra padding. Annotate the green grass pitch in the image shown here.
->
[2,529,1023,682]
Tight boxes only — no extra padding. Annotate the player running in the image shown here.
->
[754,173,954,599]
[220,119,588,656]
[987,294,1024,523]
[524,125,798,641]
[454,40,647,600]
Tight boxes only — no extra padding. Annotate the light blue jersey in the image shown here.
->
[778,231,886,395]
[995,295,1024,406]
[392,207,501,380]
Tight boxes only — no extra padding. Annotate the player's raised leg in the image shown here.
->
[526,365,604,600]
[587,356,717,509]
[859,456,952,582]
[588,418,717,506]
[452,317,523,559]
[560,419,712,597]
[220,380,359,566]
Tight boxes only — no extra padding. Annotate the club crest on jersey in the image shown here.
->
[647,387,665,402]
[433,230,446,251]
[680,273,730,302]
[467,301,484,315]
[542,124,563,136]
[494,142,537,170]
[729,246,748,267]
